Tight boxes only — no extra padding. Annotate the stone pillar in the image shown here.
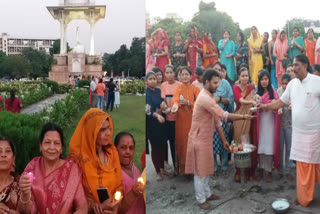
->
[59,19,65,55]
[89,21,96,56]
[63,23,68,54]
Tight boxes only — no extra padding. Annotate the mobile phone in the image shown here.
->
[97,187,109,203]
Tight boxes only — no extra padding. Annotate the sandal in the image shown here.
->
[207,194,220,201]
[286,173,294,181]
[156,173,163,181]
[222,171,229,179]
[266,172,272,183]
[198,201,211,210]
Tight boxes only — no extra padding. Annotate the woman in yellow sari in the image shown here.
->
[248,26,263,85]
[69,108,123,214]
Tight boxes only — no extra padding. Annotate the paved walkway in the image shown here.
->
[21,94,68,114]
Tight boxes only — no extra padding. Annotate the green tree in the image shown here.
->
[283,18,306,39]
[22,48,53,78]
[0,55,32,79]
[243,28,251,41]
[49,39,72,55]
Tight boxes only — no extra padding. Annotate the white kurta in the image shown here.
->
[280,73,320,163]
[258,110,275,155]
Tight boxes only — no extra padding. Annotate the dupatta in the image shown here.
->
[203,32,218,67]
[252,90,281,171]
[273,32,288,84]
[154,29,170,58]
[69,109,123,203]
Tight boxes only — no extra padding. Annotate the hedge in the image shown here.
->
[120,80,145,95]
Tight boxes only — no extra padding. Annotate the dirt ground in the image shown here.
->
[146,147,320,214]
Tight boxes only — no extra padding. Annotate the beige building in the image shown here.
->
[0,33,55,55]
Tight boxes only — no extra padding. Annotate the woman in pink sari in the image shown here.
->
[273,30,288,88]
[252,70,280,183]
[183,26,203,81]
[152,28,170,80]
[115,132,145,214]
[146,30,155,73]
[23,122,88,214]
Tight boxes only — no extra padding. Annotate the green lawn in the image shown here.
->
[65,95,145,170]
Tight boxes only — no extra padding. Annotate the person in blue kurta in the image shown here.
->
[212,78,234,178]
[218,31,236,81]
[287,27,305,63]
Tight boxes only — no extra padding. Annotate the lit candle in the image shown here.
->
[27,172,34,182]
[114,191,121,201]
[138,177,144,185]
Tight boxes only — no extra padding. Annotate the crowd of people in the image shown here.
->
[89,76,121,111]
[146,25,320,210]
[0,109,146,214]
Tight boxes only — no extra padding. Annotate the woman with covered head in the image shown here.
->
[202,32,219,69]
[183,26,203,81]
[248,26,264,85]
[273,30,288,88]
[69,109,123,214]
[22,122,88,213]
[152,28,170,80]
[304,28,317,66]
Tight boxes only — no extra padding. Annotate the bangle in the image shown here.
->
[20,193,31,204]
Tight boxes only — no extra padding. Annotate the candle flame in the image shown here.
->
[138,177,144,185]
[114,191,121,201]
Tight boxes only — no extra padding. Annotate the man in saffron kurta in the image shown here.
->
[259,54,320,207]
[184,69,254,210]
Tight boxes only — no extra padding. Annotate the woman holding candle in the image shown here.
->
[0,136,30,213]
[115,132,145,214]
[171,66,200,181]
[287,27,305,63]
[23,122,88,213]
[69,109,123,214]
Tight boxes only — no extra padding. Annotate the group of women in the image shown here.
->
[0,109,145,214]
[146,57,297,184]
[146,25,320,89]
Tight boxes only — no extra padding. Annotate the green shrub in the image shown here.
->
[120,80,145,95]
[43,80,59,93]
[57,83,73,94]
[78,79,90,88]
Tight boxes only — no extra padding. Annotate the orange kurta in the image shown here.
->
[173,84,200,175]
[185,89,228,177]
[305,39,316,65]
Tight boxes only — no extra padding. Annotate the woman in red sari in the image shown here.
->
[304,28,317,66]
[152,28,170,80]
[202,32,219,69]
[171,66,200,181]
[183,26,203,81]
[23,122,88,214]
[5,90,22,113]
[233,67,256,182]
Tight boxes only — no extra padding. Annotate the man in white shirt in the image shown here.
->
[90,76,97,108]
[258,54,320,207]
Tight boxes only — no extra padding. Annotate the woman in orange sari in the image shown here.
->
[202,32,219,69]
[304,28,317,66]
[171,66,200,181]
[69,109,123,214]
[233,67,256,182]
